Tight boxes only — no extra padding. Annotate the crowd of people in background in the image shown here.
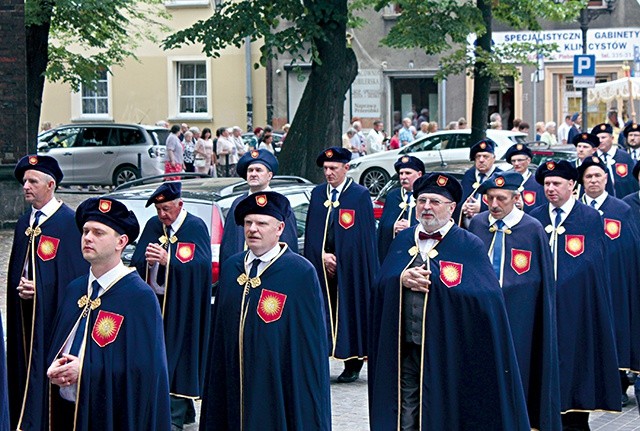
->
[156,121,290,179]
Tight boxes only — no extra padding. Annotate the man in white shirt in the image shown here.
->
[366,120,386,154]
[557,115,572,145]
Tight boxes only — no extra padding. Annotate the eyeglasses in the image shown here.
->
[510,157,529,163]
[417,197,453,206]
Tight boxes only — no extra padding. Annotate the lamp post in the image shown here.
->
[577,0,616,131]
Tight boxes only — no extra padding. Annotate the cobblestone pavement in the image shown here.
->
[1,191,639,429]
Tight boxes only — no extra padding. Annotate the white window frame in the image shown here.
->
[167,56,213,121]
[70,71,113,121]
[164,0,210,8]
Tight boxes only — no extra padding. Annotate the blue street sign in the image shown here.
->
[573,54,596,77]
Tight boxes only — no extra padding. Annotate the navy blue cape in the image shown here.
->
[519,171,547,213]
[584,194,640,372]
[454,166,502,226]
[219,191,299,265]
[622,191,640,216]
[530,202,621,412]
[131,213,211,398]
[47,272,171,431]
[7,203,88,430]
[606,149,638,197]
[469,211,561,430]
[304,178,379,359]
[368,224,531,430]
[376,187,417,263]
[200,246,331,430]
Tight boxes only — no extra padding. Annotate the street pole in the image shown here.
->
[580,8,589,132]
[245,36,253,132]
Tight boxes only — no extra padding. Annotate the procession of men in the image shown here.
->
[2,120,640,430]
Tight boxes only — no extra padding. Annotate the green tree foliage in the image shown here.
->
[359,0,586,141]
[164,0,359,181]
[25,0,168,149]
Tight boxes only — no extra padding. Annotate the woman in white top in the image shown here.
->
[258,133,275,154]
[194,127,216,177]
[216,127,237,177]
[540,122,558,146]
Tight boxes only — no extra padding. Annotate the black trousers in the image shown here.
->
[561,411,590,431]
[400,342,421,431]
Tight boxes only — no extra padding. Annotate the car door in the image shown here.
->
[37,126,82,183]
[399,133,456,163]
[73,127,119,184]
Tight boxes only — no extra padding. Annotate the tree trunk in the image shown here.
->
[277,0,358,183]
[470,0,492,144]
[25,5,52,153]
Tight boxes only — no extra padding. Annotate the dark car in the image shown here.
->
[107,173,314,284]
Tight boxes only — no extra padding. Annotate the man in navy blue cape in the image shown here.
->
[304,146,379,383]
[201,191,331,430]
[131,182,211,429]
[7,155,89,430]
[571,132,614,199]
[469,171,561,430]
[377,155,424,263]
[504,143,546,212]
[369,172,531,431]
[593,123,638,198]
[46,197,171,430]
[530,160,620,430]
[219,149,298,265]
[455,138,501,226]
[578,156,640,405]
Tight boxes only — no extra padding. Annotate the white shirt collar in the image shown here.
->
[476,166,496,182]
[583,191,607,209]
[247,243,281,262]
[170,209,188,233]
[331,178,348,194]
[88,261,129,296]
[488,207,524,229]
[598,147,616,158]
[248,185,273,196]
[32,196,62,223]
[548,197,575,222]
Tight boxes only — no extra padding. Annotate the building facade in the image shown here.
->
[41,0,267,133]
[271,0,640,136]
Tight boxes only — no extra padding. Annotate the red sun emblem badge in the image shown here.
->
[98,199,112,213]
[436,175,448,187]
[257,289,287,323]
[28,156,38,165]
[92,310,124,347]
[495,177,505,187]
[255,194,268,207]
[175,242,195,263]
[439,261,462,288]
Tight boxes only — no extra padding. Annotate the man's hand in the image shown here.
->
[393,219,410,235]
[462,197,481,218]
[17,277,35,300]
[47,354,80,387]
[401,265,431,293]
[323,253,337,278]
[145,243,169,266]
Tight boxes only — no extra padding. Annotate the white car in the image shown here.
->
[347,129,528,194]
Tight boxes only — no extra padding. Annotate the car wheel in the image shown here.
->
[361,168,390,195]
[113,165,140,186]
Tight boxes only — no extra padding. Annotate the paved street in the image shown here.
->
[0,190,639,429]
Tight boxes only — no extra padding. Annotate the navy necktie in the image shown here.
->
[601,152,608,163]
[475,174,486,198]
[553,208,563,228]
[156,227,172,286]
[249,258,261,278]
[590,199,597,208]
[32,210,43,228]
[632,149,637,161]
[69,280,101,356]
[492,220,505,279]
[404,193,412,220]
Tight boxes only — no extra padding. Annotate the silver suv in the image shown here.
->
[37,123,168,186]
